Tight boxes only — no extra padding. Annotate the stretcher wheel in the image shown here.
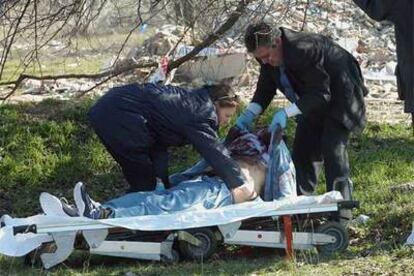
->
[24,242,57,267]
[24,250,40,267]
[161,249,180,263]
[316,221,349,256]
[178,228,218,261]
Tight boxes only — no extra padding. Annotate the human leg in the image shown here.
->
[74,178,233,219]
[90,112,157,192]
[292,117,324,195]
[321,118,351,193]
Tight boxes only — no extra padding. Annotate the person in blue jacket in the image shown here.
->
[88,83,246,193]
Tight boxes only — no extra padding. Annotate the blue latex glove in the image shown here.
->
[269,109,288,132]
[235,109,256,131]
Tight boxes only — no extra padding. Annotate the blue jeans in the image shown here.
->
[102,176,233,218]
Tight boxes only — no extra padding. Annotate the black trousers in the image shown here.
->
[90,113,159,193]
[292,116,351,195]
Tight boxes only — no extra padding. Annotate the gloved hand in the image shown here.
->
[235,109,256,131]
[269,109,287,132]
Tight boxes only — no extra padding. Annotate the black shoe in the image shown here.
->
[60,197,79,217]
[40,192,79,217]
[74,182,112,219]
[333,177,354,225]
[333,177,353,201]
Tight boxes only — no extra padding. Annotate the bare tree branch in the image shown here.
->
[168,0,220,60]
[109,0,171,70]
[0,60,158,102]
[0,0,255,101]
[0,0,31,80]
[301,0,310,31]
[167,0,252,72]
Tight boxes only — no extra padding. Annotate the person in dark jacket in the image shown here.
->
[235,22,368,197]
[352,0,413,131]
[88,83,247,195]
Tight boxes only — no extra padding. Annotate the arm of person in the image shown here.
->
[251,64,279,112]
[234,64,278,132]
[169,158,213,186]
[183,122,247,191]
[285,39,331,116]
[231,184,257,203]
[352,0,396,21]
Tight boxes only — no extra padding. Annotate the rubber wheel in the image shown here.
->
[178,228,218,261]
[24,242,58,267]
[316,221,349,257]
[24,252,36,267]
[161,249,180,263]
[24,248,42,267]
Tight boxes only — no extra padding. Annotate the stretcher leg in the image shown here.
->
[282,215,294,259]
[40,231,76,269]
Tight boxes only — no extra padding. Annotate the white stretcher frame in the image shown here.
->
[7,201,356,269]
[27,203,339,234]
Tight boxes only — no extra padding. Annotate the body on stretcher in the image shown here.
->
[0,192,359,269]
[1,129,357,268]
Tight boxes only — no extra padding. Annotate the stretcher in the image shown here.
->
[0,191,358,269]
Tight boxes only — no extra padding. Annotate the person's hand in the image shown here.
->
[235,109,256,131]
[231,183,257,203]
[269,109,287,133]
[224,126,243,146]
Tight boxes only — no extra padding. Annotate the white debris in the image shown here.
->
[48,40,65,50]
[406,222,414,246]
[22,79,44,95]
[354,214,370,225]
[337,37,359,55]
[363,69,397,83]
[384,61,397,75]
[175,52,247,85]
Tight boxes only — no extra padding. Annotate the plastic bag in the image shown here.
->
[263,129,297,201]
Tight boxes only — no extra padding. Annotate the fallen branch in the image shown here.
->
[0,61,157,102]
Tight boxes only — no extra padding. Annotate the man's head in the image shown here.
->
[244,22,283,67]
[206,84,240,126]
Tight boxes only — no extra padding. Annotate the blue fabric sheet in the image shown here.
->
[102,176,232,218]
[102,131,296,218]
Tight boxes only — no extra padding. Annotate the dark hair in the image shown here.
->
[206,84,239,107]
[244,22,280,53]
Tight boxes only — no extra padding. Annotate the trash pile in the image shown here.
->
[124,24,248,87]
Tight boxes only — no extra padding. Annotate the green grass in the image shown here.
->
[1,31,151,83]
[0,99,413,274]
[2,56,106,82]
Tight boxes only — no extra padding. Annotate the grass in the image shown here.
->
[2,56,106,82]
[0,98,413,275]
[1,31,151,83]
